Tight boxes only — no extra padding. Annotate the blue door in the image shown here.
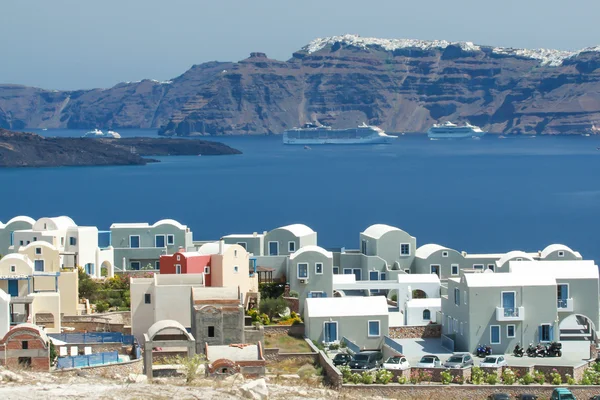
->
[34,260,44,272]
[502,292,515,316]
[8,280,19,296]
[324,322,337,343]
[557,284,568,308]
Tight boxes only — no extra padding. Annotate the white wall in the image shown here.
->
[0,289,9,338]
[405,303,440,326]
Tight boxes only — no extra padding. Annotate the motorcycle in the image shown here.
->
[547,342,562,357]
[513,343,525,357]
[526,343,538,357]
[476,344,492,357]
[535,343,549,358]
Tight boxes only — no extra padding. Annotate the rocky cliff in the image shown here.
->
[3,35,600,135]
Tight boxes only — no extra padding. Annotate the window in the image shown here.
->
[237,242,247,250]
[234,265,239,273]
[488,264,495,272]
[288,241,296,253]
[298,263,309,279]
[234,250,237,257]
[451,264,459,276]
[368,320,381,337]
[309,291,326,298]
[34,260,44,272]
[558,251,565,258]
[400,243,410,256]
[361,240,367,255]
[19,240,24,246]
[61,237,64,246]
[501,291,516,316]
[516,258,523,261]
[155,261,160,270]
[268,241,279,256]
[9,232,14,246]
[208,326,215,338]
[144,294,151,304]
[69,237,77,246]
[131,261,141,270]
[380,272,386,281]
[507,325,516,338]
[10,265,16,273]
[175,264,181,274]
[26,241,30,245]
[442,251,449,258]
[430,265,440,277]
[85,263,95,275]
[333,267,339,274]
[33,237,37,242]
[177,255,181,261]
[35,247,42,255]
[315,263,323,275]
[155,235,166,248]
[353,268,362,281]
[473,264,484,270]
[204,266,210,274]
[454,288,460,306]
[129,235,140,248]
[22,341,28,350]
[369,271,379,281]
[167,234,175,245]
[490,325,500,344]
[423,309,431,320]
[343,268,352,275]
[404,269,411,274]
[557,284,569,308]
[539,324,552,342]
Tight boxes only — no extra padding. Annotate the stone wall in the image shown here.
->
[388,324,441,339]
[244,325,265,345]
[409,367,471,383]
[263,324,305,338]
[318,350,343,389]
[339,384,600,399]
[53,359,143,377]
[263,348,317,364]
[283,297,299,314]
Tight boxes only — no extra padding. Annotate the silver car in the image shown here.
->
[416,355,442,368]
[443,353,474,369]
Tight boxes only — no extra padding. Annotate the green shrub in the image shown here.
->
[440,370,452,385]
[361,371,375,384]
[328,343,340,350]
[453,375,464,385]
[391,294,398,302]
[339,341,347,349]
[339,366,352,383]
[297,364,318,379]
[260,313,270,325]
[95,301,110,313]
[259,297,287,320]
[311,340,325,351]
[550,369,562,385]
[502,368,516,385]
[259,282,285,299]
[565,373,576,385]
[397,375,407,384]
[175,354,206,384]
[534,370,546,385]
[520,372,535,385]
[288,290,299,298]
[375,369,393,384]
[350,373,362,384]
[593,361,600,373]
[485,373,499,385]
[471,367,485,385]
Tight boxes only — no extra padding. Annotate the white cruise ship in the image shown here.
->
[427,122,486,139]
[283,123,395,145]
[82,129,121,139]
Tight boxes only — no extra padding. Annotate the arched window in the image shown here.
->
[423,309,431,320]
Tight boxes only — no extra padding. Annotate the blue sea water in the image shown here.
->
[2,129,600,263]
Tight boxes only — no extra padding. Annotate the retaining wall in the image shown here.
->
[53,358,143,377]
[263,324,305,338]
[263,348,317,364]
[388,324,441,339]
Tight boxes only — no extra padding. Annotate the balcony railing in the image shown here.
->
[496,306,525,321]
[557,298,574,312]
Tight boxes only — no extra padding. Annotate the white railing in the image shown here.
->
[496,306,525,321]
[557,298,574,312]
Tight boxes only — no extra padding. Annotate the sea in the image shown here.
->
[2,128,600,263]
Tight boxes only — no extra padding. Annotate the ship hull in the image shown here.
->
[427,129,486,139]
[283,134,394,145]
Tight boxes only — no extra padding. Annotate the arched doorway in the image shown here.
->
[101,261,112,278]
[412,289,427,299]
[559,314,596,341]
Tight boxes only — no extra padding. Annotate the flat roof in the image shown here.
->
[207,344,259,362]
[464,272,556,287]
[510,260,599,279]
[305,296,388,318]
[406,298,442,308]
[192,286,239,301]
[222,233,264,239]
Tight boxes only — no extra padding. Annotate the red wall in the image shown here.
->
[160,252,211,275]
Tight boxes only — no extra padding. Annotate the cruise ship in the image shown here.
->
[427,122,486,139]
[283,123,395,145]
[82,129,121,139]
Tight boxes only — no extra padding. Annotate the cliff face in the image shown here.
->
[3,35,600,135]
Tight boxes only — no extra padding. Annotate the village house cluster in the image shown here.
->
[0,216,598,379]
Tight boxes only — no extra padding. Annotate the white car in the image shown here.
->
[382,355,410,370]
[479,355,508,368]
[416,355,442,368]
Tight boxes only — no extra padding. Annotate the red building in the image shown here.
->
[159,251,212,285]
[0,323,50,371]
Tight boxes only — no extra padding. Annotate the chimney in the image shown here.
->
[461,251,467,257]
[253,232,258,237]
[219,240,224,254]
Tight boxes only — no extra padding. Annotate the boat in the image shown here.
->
[283,123,395,145]
[427,121,486,139]
[82,129,121,139]
[42,128,48,131]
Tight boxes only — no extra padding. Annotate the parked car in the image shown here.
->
[480,355,508,368]
[348,351,384,371]
[488,394,510,400]
[416,354,442,368]
[550,388,576,400]
[443,352,474,369]
[589,395,600,400]
[382,355,410,370]
[518,394,538,400]
[332,353,352,367]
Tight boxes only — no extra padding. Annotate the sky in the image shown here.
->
[1,0,599,90]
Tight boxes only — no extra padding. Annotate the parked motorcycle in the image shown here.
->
[535,343,549,358]
[476,344,493,357]
[526,343,538,357]
[513,343,525,357]
[547,342,562,357]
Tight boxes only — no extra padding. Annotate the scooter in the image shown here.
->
[476,344,492,357]
[526,343,538,357]
[513,343,525,357]
[547,342,562,357]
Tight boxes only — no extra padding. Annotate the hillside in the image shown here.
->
[2,35,600,135]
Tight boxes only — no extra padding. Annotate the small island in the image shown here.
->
[0,129,241,168]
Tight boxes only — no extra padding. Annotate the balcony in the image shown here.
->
[557,298,574,312]
[496,306,525,321]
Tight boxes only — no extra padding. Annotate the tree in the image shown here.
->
[259,297,287,320]
[78,267,99,300]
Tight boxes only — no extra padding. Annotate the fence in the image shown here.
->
[56,351,119,369]
[49,332,135,345]
[384,336,404,354]
[342,337,360,354]
[441,334,455,352]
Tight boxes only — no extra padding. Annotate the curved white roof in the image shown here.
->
[3,216,35,227]
[362,224,405,239]
[20,240,59,252]
[34,216,76,231]
[289,245,332,260]
[275,224,315,237]
[541,244,575,259]
[496,251,534,268]
[198,241,231,255]
[415,244,448,259]
[147,320,194,341]
[153,219,187,230]
[0,253,33,264]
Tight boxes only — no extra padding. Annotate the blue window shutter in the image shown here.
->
[307,292,312,298]
[323,292,327,298]
[550,326,554,341]
[538,326,543,342]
